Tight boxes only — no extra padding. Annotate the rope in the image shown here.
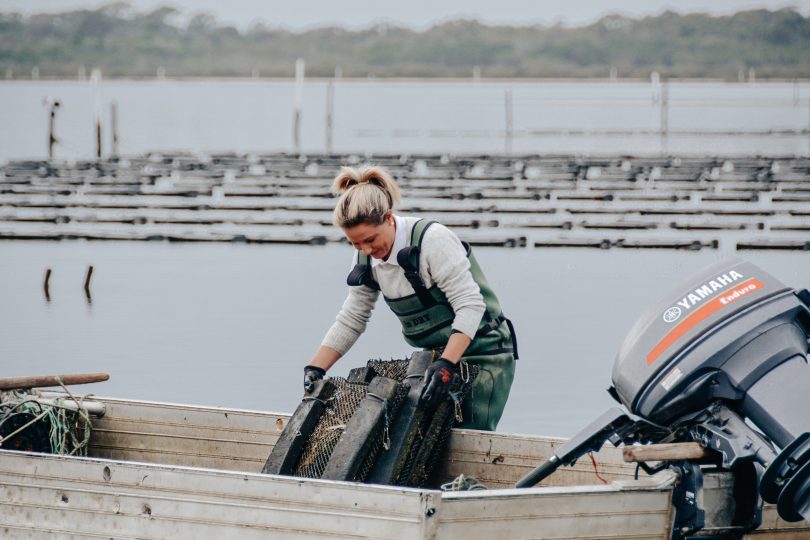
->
[440,474,487,492]
[0,396,43,428]
[302,393,336,407]
[587,451,609,485]
[0,409,50,446]
[458,359,471,384]
[0,386,94,456]
[53,376,93,455]
[449,359,471,423]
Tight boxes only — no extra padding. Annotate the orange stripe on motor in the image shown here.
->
[646,278,765,365]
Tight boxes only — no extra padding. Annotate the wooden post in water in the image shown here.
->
[650,71,660,104]
[43,268,52,302]
[325,80,334,154]
[504,88,513,154]
[84,265,94,303]
[110,101,119,157]
[660,80,669,156]
[91,68,103,160]
[293,58,305,154]
[793,79,800,106]
[44,98,60,161]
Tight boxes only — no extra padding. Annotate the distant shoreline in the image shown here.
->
[3,7,808,80]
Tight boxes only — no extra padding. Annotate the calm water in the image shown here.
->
[1,80,808,160]
[2,241,808,437]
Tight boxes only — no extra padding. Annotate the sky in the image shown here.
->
[2,0,807,29]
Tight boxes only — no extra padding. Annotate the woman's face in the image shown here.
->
[343,214,396,260]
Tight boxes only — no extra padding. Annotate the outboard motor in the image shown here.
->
[516,258,810,533]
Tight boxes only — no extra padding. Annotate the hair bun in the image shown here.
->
[362,173,385,188]
[332,167,361,194]
[332,165,400,229]
[331,165,402,228]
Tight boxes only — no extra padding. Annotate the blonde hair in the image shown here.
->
[332,165,401,228]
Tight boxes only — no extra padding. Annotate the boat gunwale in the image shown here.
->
[0,445,677,502]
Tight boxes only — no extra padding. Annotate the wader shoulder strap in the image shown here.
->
[346,251,380,290]
[396,220,437,306]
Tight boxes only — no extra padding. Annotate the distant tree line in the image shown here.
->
[1,4,809,79]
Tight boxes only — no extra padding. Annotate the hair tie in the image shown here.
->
[343,174,392,206]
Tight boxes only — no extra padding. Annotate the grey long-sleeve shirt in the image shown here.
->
[321,215,486,355]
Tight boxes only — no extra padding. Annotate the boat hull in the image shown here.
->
[0,396,806,539]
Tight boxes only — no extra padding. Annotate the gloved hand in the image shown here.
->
[303,365,326,393]
[420,358,457,407]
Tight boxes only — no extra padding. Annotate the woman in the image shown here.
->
[303,165,517,431]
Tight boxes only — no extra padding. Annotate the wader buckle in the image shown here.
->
[347,263,379,290]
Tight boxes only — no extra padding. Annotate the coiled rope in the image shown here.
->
[0,378,93,456]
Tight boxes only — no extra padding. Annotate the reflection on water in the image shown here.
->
[1,240,808,437]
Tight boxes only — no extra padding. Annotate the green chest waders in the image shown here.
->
[346,219,517,431]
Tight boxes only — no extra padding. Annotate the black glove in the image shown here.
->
[303,365,326,393]
[420,358,457,407]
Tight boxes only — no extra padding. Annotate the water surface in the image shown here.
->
[2,80,807,160]
[2,241,808,436]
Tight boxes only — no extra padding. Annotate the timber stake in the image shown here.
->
[84,265,93,301]
[43,267,52,301]
[0,373,110,391]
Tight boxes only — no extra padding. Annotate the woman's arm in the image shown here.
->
[441,332,472,363]
[421,224,486,351]
[307,345,342,371]
[320,284,380,361]
[418,228,482,403]
[303,285,378,391]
